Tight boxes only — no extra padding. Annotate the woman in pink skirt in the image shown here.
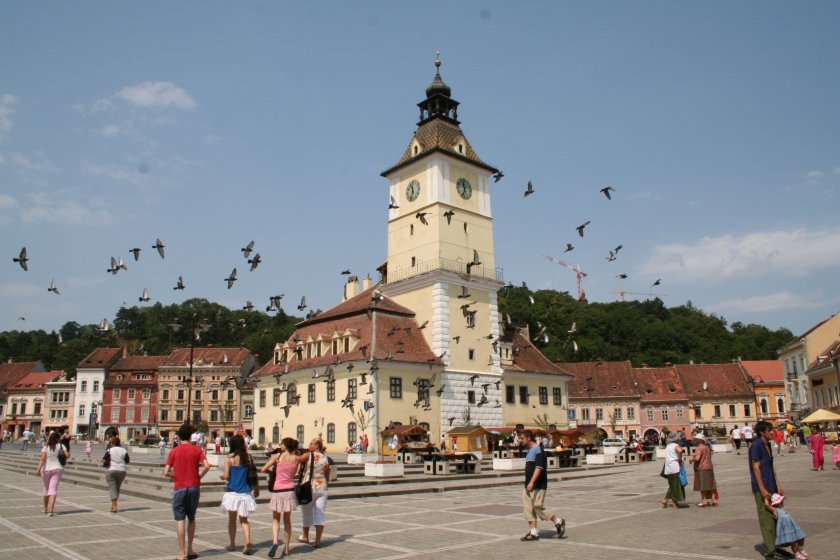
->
[35,431,70,516]
[262,437,305,557]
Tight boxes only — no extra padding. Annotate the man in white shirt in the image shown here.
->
[21,429,31,451]
[742,424,754,447]
[731,425,742,455]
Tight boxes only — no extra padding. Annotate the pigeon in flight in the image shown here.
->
[457,285,471,299]
[13,247,28,271]
[614,244,623,254]
[173,276,185,290]
[389,196,399,210]
[341,269,351,275]
[568,322,577,335]
[443,210,455,224]
[564,243,574,253]
[243,301,254,312]
[576,221,590,237]
[616,273,628,279]
[248,253,261,271]
[600,186,615,200]
[225,268,237,289]
[152,238,165,258]
[447,416,456,426]
[468,374,479,386]
[48,278,60,295]
[107,257,121,275]
[466,250,481,274]
[523,180,534,197]
[129,248,141,261]
[297,296,307,311]
[241,240,255,258]
[139,288,150,302]
[606,251,617,262]
[493,171,504,182]
[416,212,430,225]
[652,278,662,287]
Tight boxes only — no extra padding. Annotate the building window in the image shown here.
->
[581,408,590,421]
[192,410,201,423]
[596,408,604,421]
[210,410,219,422]
[327,380,336,401]
[316,342,322,357]
[662,408,669,421]
[466,311,476,328]
[128,389,136,400]
[308,383,316,403]
[468,349,475,360]
[11,403,17,415]
[390,377,402,399]
[273,389,281,406]
[141,408,149,421]
[259,390,266,407]
[142,389,151,401]
[272,424,280,443]
[327,423,335,444]
[553,388,562,406]
[777,398,785,413]
[411,256,416,267]
[760,399,768,415]
[744,403,751,417]
[519,386,528,405]
[467,391,476,404]
[79,403,85,417]
[80,380,87,392]
[506,385,515,404]
[539,387,548,405]
[93,380,99,392]
[694,404,702,419]
[306,345,312,359]
[258,427,265,445]
[20,403,26,415]
[211,390,219,401]
[613,407,622,421]
[111,409,119,420]
[713,405,722,418]
[286,384,297,406]
[347,422,357,444]
[176,410,184,421]
[344,338,349,352]
[627,407,635,420]
[113,389,121,400]
[646,409,654,422]
[177,389,185,401]
[244,404,253,417]
[348,379,357,400]
[676,408,684,420]
[729,404,737,417]
[162,389,170,401]
[161,410,169,421]
[194,389,201,402]
[417,379,431,403]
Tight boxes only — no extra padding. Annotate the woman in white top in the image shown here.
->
[104,436,130,512]
[35,431,69,516]
[661,432,688,508]
[297,438,331,548]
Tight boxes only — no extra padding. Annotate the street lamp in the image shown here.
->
[169,314,211,427]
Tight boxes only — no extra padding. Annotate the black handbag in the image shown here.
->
[57,446,67,466]
[101,450,111,469]
[294,457,314,505]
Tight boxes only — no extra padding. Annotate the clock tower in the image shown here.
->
[380,56,504,427]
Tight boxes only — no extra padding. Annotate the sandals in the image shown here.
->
[242,546,254,556]
[661,500,669,508]
[697,502,709,507]
[268,545,278,558]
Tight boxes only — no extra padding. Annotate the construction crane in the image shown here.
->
[542,254,587,302]
[611,290,668,302]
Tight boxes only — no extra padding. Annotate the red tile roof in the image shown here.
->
[674,363,753,398]
[0,361,45,390]
[301,286,414,325]
[77,348,122,369]
[557,361,638,399]
[9,370,61,391]
[503,330,570,376]
[740,360,785,382]
[161,347,254,368]
[111,355,169,371]
[633,367,689,402]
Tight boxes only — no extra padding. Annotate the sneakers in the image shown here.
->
[520,532,539,541]
[555,519,566,538]
[795,552,808,560]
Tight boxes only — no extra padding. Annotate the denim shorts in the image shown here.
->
[172,486,200,521]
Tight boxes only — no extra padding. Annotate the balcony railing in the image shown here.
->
[386,257,504,284]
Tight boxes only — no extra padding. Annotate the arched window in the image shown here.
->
[286,383,297,406]
[258,427,266,445]
[760,398,769,415]
[296,424,305,443]
[347,422,357,444]
[777,398,785,414]
[326,423,335,444]
[272,424,280,443]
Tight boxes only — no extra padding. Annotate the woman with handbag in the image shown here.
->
[219,434,258,555]
[661,432,689,508]
[35,431,70,516]
[261,437,305,558]
[297,438,331,548]
[103,436,130,512]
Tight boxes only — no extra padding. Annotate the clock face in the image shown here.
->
[456,178,472,200]
[406,180,421,202]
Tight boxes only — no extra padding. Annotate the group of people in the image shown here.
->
[661,431,718,509]
[163,423,330,560]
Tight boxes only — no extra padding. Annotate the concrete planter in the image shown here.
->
[347,453,380,464]
[585,454,616,465]
[129,446,153,454]
[711,443,733,453]
[602,446,622,455]
[364,462,404,478]
[492,458,526,471]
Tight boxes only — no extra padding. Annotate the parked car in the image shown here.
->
[601,437,627,448]
[143,435,161,445]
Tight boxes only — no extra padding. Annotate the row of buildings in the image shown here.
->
[2,61,838,449]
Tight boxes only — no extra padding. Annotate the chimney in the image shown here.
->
[641,362,649,368]
[122,346,128,358]
[344,275,360,301]
[362,274,372,291]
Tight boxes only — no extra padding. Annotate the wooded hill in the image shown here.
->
[0,291,793,376]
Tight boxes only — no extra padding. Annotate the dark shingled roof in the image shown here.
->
[161,348,254,368]
[111,355,168,372]
[674,363,753,398]
[633,367,688,403]
[0,361,45,391]
[502,328,571,376]
[77,348,122,369]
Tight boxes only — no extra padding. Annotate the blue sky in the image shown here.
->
[1,1,839,337]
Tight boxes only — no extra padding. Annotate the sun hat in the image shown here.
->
[693,433,706,442]
[667,432,680,442]
[770,493,784,506]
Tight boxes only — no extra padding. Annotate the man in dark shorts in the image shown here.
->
[164,424,210,560]
[731,425,742,455]
[520,430,565,541]
[749,421,791,560]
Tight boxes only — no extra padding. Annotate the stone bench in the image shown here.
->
[492,458,526,471]
[585,454,616,465]
[365,462,404,478]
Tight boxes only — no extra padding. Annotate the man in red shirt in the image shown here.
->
[164,424,211,560]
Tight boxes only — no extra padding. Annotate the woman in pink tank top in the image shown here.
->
[261,437,307,557]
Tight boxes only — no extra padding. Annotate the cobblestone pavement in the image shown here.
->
[0,448,836,559]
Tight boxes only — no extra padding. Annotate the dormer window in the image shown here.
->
[343,338,349,353]
[332,340,338,354]
[414,145,419,155]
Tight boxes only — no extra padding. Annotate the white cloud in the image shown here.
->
[0,193,16,209]
[115,82,196,110]
[19,192,111,226]
[0,94,16,131]
[833,167,840,175]
[639,227,840,281]
[82,161,144,185]
[101,124,120,137]
[0,282,42,298]
[704,291,823,314]
[805,170,824,179]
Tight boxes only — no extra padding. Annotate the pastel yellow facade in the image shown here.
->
[691,399,755,431]
[503,373,570,429]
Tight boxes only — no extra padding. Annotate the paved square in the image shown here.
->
[0,449,837,559]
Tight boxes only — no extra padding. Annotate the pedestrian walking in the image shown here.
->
[772,428,785,457]
[749,421,787,560]
[85,440,92,459]
[661,432,689,508]
[35,431,69,516]
[164,424,211,560]
[215,435,222,454]
[690,434,717,507]
[219,434,258,555]
[742,424,755,447]
[262,437,303,558]
[159,438,167,457]
[832,442,840,469]
[519,430,565,541]
[808,426,825,471]
[104,436,130,513]
[730,425,742,455]
[297,438,331,548]
[765,493,808,560]
[21,429,31,451]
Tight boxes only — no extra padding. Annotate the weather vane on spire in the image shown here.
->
[435,51,441,73]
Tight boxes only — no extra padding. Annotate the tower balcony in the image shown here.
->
[386,257,503,285]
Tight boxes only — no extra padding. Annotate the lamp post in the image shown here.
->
[169,314,211,427]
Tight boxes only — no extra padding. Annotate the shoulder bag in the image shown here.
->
[101,449,111,469]
[57,446,67,466]
[294,457,314,505]
[246,457,259,490]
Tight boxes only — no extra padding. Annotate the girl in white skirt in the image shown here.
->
[219,435,259,555]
